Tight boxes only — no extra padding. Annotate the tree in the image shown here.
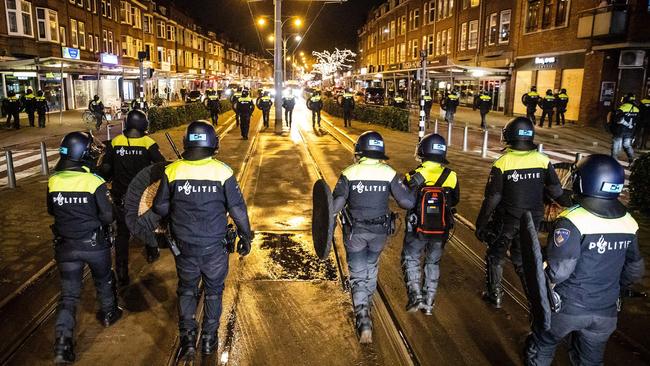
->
[311,48,356,80]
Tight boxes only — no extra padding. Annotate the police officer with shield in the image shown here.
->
[101,110,166,286]
[153,121,252,359]
[256,91,273,128]
[401,133,459,315]
[235,88,255,140]
[331,131,413,343]
[475,117,569,308]
[525,154,645,366]
[49,132,122,364]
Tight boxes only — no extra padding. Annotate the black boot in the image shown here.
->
[420,292,436,316]
[482,258,504,309]
[96,306,123,327]
[201,333,218,355]
[355,307,373,344]
[179,331,197,360]
[146,246,160,263]
[54,336,75,364]
[406,290,423,313]
[116,265,129,287]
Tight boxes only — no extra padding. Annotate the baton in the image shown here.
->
[165,132,182,159]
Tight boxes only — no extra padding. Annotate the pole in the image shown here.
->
[273,0,283,134]
[5,150,16,188]
[481,129,489,158]
[434,119,438,134]
[574,152,583,163]
[418,51,426,141]
[447,122,452,147]
[39,142,49,176]
[537,143,544,153]
[107,124,111,141]
[59,62,64,126]
[462,125,468,152]
[139,58,145,109]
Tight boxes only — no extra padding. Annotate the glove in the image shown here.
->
[237,234,252,256]
[475,226,488,243]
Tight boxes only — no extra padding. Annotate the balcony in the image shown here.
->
[577,4,627,39]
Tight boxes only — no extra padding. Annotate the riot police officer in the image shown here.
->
[524,154,645,366]
[340,90,355,127]
[130,97,149,112]
[475,117,569,308]
[35,90,49,128]
[307,90,323,129]
[49,132,122,364]
[634,90,650,150]
[401,133,459,315]
[610,93,639,163]
[230,87,243,127]
[101,110,166,286]
[3,91,21,129]
[282,89,296,128]
[391,94,406,109]
[21,88,36,127]
[89,95,105,130]
[331,131,413,343]
[442,90,459,124]
[522,86,540,126]
[256,91,273,128]
[422,92,433,128]
[555,88,569,126]
[153,121,252,359]
[235,89,255,140]
[474,90,492,129]
[205,90,222,126]
[538,89,556,128]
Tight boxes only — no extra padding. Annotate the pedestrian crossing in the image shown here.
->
[0,148,58,186]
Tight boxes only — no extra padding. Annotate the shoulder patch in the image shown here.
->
[553,228,571,247]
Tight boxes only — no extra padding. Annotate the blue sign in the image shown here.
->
[100,53,118,65]
[518,129,533,137]
[189,134,207,141]
[62,47,80,60]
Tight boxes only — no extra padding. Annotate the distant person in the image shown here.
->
[609,93,639,163]
[256,91,273,128]
[236,89,255,140]
[88,95,105,130]
[21,88,36,127]
[230,87,243,127]
[555,88,569,126]
[35,90,49,128]
[307,90,323,129]
[282,89,296,128]
[422,92,433,128]
[538,89,556,128]
[442,90,459,124]
[391,93,406,109]
[205,90,222,126]
[522,86,540,126]
[474,90,492,129]
[3,90,22,129]
[340,89,355,127]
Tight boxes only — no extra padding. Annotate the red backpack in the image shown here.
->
[415,168,453,236]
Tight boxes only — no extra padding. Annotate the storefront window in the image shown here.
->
[40,75,64,112]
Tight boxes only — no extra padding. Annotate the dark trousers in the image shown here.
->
[174,248,229,334]
[312,110,321,127]
[401,233,445,297]
[240,115,251,138]
[6,112,19,129]
[210,111,219,126]
[37,112,46,127]
[235,112,240,127]
[94,112,104,129]
[526,109,537,125]
[556,110,566,125]
[55,247,116,338]
[343,109,352,127]
[540,110,554,127]
[262,110,270,127]
[27,111,35,127]
[114,204,130,276]
[525,311,617,366]
[480,112,488,128]
[344,230,387,313]
[284,108,293,127]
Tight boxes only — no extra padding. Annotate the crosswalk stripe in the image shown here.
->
[0,150,58,174]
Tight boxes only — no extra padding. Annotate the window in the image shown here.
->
[555,0,568,26]
[120,1,132,24]
[459,22,467,51]
[167,25,175,41]
[76,0,83,6]
[156,20,165,38]
[526,0,541,32]
[6,0,33,37]
[486,13,497,45]
[426,1,435,23]
[389,46,395,64]
[390,20,395,39]
[426,34,434,55]
[441,29,447,54]
[70,19,78,47]
[95,35,99,51]
[449,0,454,15]
[468,20,478,49]
[462,0,469,9]
[381,25,388,42]
[78,21,85,49]
[145,43,153,61]
[499,10,511,43]
[542,0,552,28]
[411,39,419,59]
[101,0,112,18]
[60,26,66,46]
[437,0,443,19]
[157,46,165,63]
[143,15,152,33]
[380,48,386,65]
[88,33,93,51]
[446,28,452,54]
[36,8,58,43]
[86,0,91,11]
[133,7,141,28]
[108,30,114,54]
[409,9,420,30]
[399,42,406,62]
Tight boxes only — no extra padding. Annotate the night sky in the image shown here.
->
[178,0,383,56]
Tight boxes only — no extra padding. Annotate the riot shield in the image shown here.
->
[519,211,553,331]
[124,162,167,244]
[312,179,334,260]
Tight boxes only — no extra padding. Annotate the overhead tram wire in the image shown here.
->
[289,3,326,54]
[246,1,271,56]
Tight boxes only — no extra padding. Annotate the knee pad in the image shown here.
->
[177,288,199,299]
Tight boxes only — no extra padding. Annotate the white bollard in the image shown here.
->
[481,130,489,158]
[434,119,438,134]
[107,124,111,141]
[538,143,544,153]
[39,142,49,176]
[463,126,468,152]
[447,122,452,147]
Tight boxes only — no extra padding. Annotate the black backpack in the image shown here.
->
[413,168,453,236]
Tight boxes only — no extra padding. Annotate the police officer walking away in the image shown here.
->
[49,132,123,364]
[205,90,222,126]
[391,93,407,109]
[522,86,540,126]
[525,154,644,366]
[3,91,21,129]
[474,90,492,129]
[331,131,413,343]
[340,89,355,127]
[555,88,569,126]
[442,89,459,124]
[475,117,569,308]
[610,93,639,163]
[236,89,255,140]
[538,89,556,128]
[422,92,433,128]
[21,88,36,127]
[282,89,296,128]
[230,87,243,127]
[256,91,273,128]
[307,90,323,130]
[35,90,49,128]
[401,133,459,314]
[89,95,105,130]
[101,110,166,286]
[153,121,252,359]
[635,90,650,150]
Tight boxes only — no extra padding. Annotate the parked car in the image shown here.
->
[186,90,203,103]
[364,87,385,105]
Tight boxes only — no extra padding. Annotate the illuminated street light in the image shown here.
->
[300,51,305,56]
[294,18,303,27]
[268,35,275,42]
[295,35,302,41]
[257,18,266,26]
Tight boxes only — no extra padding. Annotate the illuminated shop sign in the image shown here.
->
[62,47,80,60]
[100,53,119,65]
[534,57,556,66]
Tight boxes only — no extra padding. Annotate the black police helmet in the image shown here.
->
[124,110,149,135]
[573,154,625,200]
[93,95,99,100]
[560,88,567,94]
[242,90,249,97]
[502,117,537,151]
[59,131,92,162]
[546,89,553,95]
[37,90,44,97]
[26,89,33,94]
[531,86,537,92]
[416,133,449,164]
[355,131,389,160]
[183,120,218,160]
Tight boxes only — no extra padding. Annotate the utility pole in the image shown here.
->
[138,51,147,109]
[418,50,427,141]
